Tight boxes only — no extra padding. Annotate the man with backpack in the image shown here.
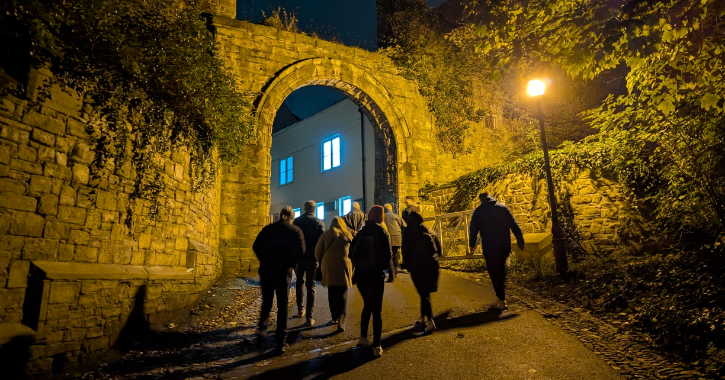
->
[350,205,393,358]
[252,206,305,353]
[293,200,326,326]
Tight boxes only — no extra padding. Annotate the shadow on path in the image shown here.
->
[248,309,518,379]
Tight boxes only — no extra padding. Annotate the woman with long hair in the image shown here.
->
[315,216,354,331]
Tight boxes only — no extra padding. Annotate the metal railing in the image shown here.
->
[423,210,482,261]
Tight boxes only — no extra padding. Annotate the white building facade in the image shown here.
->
[270,98,376,228]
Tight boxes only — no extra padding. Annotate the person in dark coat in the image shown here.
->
[350,205,392,358]
[383,203,407,281]
[293,200,326,326]
[402,210,440,333]
[342,201,366,235]
[252,206,305,352]
[468,193,525,310]
[401,196,420,225]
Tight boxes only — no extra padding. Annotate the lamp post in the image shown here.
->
[527,79,568,274]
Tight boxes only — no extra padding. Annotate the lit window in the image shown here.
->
[293,208,301,218]
[322,136,341,171]
[280,156,293,185]
[316,202,325,220]
[339,196,352,216]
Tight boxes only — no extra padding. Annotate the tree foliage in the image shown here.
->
[464,0,725,235]
[0,0,258,219]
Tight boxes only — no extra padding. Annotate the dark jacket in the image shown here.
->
[342,208,366,234]
[402,211,440,293]
[383,209,406,246]
[293,212,326,261]
[469,194,524,257]
[350,222,392,281]
[402,204,421,224]
[252,220,305,271]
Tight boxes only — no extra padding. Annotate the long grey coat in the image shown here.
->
[315,218,353,288]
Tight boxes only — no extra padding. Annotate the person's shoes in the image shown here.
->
[305,318,315,327]
[337,314,346,332]
[372,346,383,358]
[396,267,406,274]
[294,310,306,318]
[415,314,425,326]
[425,318,437,333]
[490,300,508,310]
[386,277,395,283]
[256,329,266,347]
[275,341,289,353]
[327,319,338,326]
[357,336,369,347]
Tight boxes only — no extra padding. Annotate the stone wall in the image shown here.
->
[424,168,649,255]
[0,70,223,373]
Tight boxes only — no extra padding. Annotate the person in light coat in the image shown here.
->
[315,216,353,332]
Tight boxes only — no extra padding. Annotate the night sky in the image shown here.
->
[237,0,446,124]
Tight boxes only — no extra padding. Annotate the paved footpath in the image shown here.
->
[222,272,621,379]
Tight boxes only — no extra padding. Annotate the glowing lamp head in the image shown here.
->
[527,79,545,97]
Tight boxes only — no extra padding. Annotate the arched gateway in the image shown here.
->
[209,13,440,273]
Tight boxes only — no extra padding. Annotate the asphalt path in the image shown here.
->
[221,271,622,379]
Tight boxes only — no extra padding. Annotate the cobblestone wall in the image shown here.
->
[425,168,649,254]
[0,70,223,373]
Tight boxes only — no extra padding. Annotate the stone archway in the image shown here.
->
[255,58,407,207]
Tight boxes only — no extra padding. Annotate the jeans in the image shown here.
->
[357,274,385,346]
[484,252,509,300]
[418,290,432,319]
[259,268,293,344]
[295,259,318,319]
[327,286,348,321]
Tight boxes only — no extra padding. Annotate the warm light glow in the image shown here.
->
[527,79,545,97]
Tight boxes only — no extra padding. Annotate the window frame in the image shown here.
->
[339,196,352,216]
[321,135,341,172]
[293,208,301,219]
[316,202,325,220]
[279,156,294,186]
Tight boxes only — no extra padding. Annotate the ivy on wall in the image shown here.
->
[0,0,258,220]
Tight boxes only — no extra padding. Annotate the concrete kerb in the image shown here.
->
[32,261,195,281]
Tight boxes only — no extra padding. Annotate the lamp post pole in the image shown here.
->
[535,99,568,274]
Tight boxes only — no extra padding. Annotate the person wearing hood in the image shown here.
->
[350,205,392,358]
[342,201,366,235]
[383,203,407,281]
[252,206,305,353]
[293,200,326,326]
[315,216,353,332]
[469,193,525,310]
[401,196,420,225]
[402,210,440,334]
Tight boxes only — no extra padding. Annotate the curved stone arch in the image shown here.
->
[255,57,409,205]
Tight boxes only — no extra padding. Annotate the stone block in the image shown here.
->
[0,178,27,194]
[7,260,29,288]
[0,250,10,268]
[74,246,98,263]
[18,145,37,161]
[1,126,30,145]
[37,145,55,163]
[22,238,58,260]
[38,194,59,215]
[83,336,110,352]
[66,118,89,139]
[43,217,70,239]
[43,162,72,180]
[0,145,10,165]
[57,206,86,225]
[0,193,37,211]
[64,328,86,342]
[49,281,80,304]
[31,128,55,146]
[57,243,74,261]
[10,211,45,237]
[71,164,89,185]
[59,186,76,206]
[28,175,51,195]
[70,142,93,165]
[22,110,65,135]
[96,190,117,210]
[10,158,43,175]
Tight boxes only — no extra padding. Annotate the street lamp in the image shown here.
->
[527,79,568,274]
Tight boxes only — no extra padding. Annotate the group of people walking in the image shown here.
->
[252,193,525,358]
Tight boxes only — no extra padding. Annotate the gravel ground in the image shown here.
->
[446,269,714,380]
